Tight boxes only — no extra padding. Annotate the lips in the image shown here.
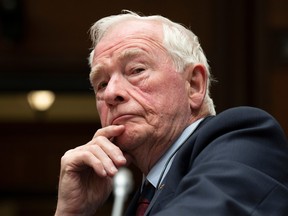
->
[110,114,135,125]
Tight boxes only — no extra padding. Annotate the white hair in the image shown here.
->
[89,10,216,115]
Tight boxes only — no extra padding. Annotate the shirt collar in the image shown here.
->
[145,118,204,188]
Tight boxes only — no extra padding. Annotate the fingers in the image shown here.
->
[62,125,126,178]
[61,148,109,177]
[93,124,125,139]
[90,125,126,170]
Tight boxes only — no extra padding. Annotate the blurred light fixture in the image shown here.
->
[27,90,55,111]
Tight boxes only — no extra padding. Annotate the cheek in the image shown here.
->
[139,77,188,118]
[154,75,187,104]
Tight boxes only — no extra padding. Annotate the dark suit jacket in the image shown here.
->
[125,107,288,216]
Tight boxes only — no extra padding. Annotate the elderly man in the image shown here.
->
[55,11,288,216]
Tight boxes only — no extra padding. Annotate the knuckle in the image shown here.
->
[61,149,74,163]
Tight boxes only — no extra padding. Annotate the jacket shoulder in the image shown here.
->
[201,106,285,137]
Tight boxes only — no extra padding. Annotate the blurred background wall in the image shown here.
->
[0,0,287,215]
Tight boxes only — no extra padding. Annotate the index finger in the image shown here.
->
[93,125,125,139]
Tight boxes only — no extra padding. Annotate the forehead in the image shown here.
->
[92,20,164,62]
[103,19,163,43]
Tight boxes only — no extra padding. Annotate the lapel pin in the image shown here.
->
[158,183,165,190]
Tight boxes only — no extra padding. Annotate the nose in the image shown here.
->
[103,75,127,107]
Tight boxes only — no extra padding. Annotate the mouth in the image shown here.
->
[111,114,135,125]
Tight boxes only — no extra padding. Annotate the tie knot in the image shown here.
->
[136,181,156,216]
[141,181,155,201]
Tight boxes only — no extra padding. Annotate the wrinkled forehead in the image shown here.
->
[106,19,163,40]
[93,19,164,55]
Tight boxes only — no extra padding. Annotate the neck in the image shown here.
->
[129,123,191,175]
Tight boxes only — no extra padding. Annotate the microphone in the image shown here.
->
[111,167,134,216]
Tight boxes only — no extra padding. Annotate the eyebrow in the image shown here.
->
[89,48,149,83]
[89,64,105,85]
[118,48,148,62]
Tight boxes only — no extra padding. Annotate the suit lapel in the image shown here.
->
[144,182,166,215]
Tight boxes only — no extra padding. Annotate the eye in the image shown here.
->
[97,81,108,91]
[133,68,145,74]
[130,67,145,76]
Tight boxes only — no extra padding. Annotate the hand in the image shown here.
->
[55,125,127,216]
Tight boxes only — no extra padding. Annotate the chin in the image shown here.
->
[113,134,131,149]
[114,130,140,150]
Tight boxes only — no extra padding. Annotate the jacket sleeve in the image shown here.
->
[150,107,288,216]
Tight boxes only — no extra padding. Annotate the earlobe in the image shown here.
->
[186,64,207,110]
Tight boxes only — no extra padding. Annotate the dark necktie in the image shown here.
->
[136,181,155,216]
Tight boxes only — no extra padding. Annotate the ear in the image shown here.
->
[185,64,207,110]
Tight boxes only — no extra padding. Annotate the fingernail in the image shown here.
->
[118,155,126,162]
[111,166,117,173]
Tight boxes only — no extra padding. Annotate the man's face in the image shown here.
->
[90,20,192,158]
